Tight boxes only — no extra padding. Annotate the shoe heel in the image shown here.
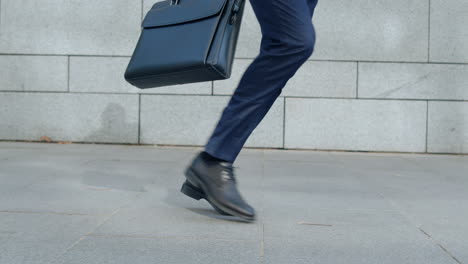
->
[180,180,205,200]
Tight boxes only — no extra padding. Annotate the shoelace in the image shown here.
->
[219,162,239,182]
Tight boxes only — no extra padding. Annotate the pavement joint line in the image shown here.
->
[49,192,145,264]
[86,233,259,242]
[2,54,468,65]
[377,192,463,264]
[260,240,264,259]
[49,207,123,264]
[1,140,467,156]
[419,227,463,264]
[0,210,95,216]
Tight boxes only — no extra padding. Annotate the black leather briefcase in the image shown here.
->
[124,0,246,89]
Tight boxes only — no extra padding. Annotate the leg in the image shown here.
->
[205,0,319,162]
[307,0,319,17]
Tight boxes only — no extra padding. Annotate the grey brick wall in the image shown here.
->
[0,0,467,154]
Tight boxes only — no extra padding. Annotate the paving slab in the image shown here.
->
[0,93,139,143]
[0,212,105,264]
[91,186,263,241]
[54,235,261,264]
[0,142,467,263]
[263,210,456,264]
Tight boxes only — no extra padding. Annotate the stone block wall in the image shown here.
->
[1,0,467,154]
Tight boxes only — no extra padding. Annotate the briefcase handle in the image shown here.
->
[169,0,242,24]
[169,0,243,9]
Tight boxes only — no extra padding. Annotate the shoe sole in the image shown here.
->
[180,180,231,216]
[182,167,256,222]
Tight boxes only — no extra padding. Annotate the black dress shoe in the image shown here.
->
[180,151,256,221]
[180,179,232,216]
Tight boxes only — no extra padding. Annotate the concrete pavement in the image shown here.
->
[0,142,467,264]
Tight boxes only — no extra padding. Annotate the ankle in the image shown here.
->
[201,151,229,163]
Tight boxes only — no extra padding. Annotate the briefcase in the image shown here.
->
[124,0,246,89]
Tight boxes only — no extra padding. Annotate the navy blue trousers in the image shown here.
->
[205,0,319,162]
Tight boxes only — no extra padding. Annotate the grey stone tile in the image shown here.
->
[311,0,429,61]
[358,165,468,263]
[263,149,336,164]
[330,151,426,174]
[69,56,138,94]
[359,62,468,100]
[350,169,468,236]
[205,0,429,62]
[261,160,392,212]
[140,95,283,148]
[92,187,263,241]
[0,172,142,215]
[69,56,212,95]
[430,0,468,63]
[0,0,141,55]
[80,159,179,191]
[0,144,191,214]
[55,235,261,264]
[312,152,468,213]
[414,220,468,263]
[281,61,357,98]
[262,188,391,219]
[263,210,455,264]
[0,92,139,143]
[0,212,104,264]
[400,153,468,177]
[362,171,466,207]
[0,152,85,190]
[262,166,460,263]
[0,146,194,214]
[284,98,427,152]
[427,101,468,154]
[0,55,68,92]
[0,142,197,164]
[214,60,357,98]
[0,150,9,160]
[1,142,467,263]
[372,159,468,202]
[385,185,468,225]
